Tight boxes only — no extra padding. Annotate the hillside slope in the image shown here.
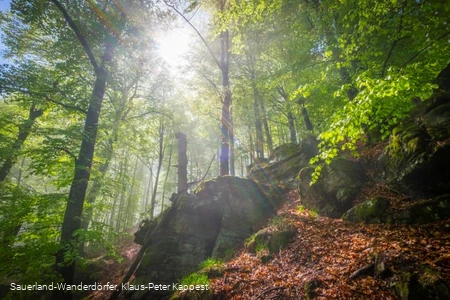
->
[208,190,450,299]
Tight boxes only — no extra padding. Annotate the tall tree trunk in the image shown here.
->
[54,43,114,294]
[0,103,43,182]
[248,130,254,165]
[277,86,297,143]
[219,30,231,176]
[17,157,26,186]
[116,151,129,233]
[80,138,114,232]
[50,1,122,295]
[287,110,297,143]
[150,122,165,219]
[229,108,235,175]
[251,69,265,159]
[161,138,174,213]
[302,106,314,131]
[260,99,273,155]
[144,165,153,212]
[124,157,139,231]
[176,132,187,194]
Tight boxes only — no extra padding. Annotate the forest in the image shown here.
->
[0,0,450,299]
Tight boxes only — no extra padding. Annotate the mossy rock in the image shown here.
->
[304,278,321,300]
[393,269,450,300]
[297,159,365,218]
[245,224,296,255]
[342,197,390,223]
[407,194,450,224]
[134,219,157,245]
[423,103,450,141]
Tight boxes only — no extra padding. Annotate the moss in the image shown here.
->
[342,197,389,223]
[394,272,411,300]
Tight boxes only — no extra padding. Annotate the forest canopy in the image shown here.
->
[0,0,449,297]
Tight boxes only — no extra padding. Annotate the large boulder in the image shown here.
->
[382,99,450,197]
[298,159,366,218]
[342,197,390,224]
[248,136,318,188]
[130,176,283,299]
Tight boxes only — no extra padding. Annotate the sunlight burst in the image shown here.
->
[157,29,190,66]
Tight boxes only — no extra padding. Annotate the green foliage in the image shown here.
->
[296,205,305,213]
[255,241,269,254]
[199,258,224,270]
[0,182,64,284]
[309,210,319,218]
[180,273,210,286]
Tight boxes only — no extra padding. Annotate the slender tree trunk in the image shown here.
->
[150,122,165,219]
[116,151,129,233]
[277,87,297,143]
[251,70,265,159]
[0,104,43,182]
[260,100,273,155]
[161,138,174,213]
[302,106,314,131]
[124,157,139,231]
[287,110,297,143]
[219,30,231,176]
[17,157,26,186]
[144,165,153,212]
[229,109,235,175]
[176,132,187,194]
[249,130,254,165]
[80,138,114,231]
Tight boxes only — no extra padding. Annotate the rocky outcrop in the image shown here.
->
[129,176,283,299]
[248,136,318,188]
[393,269,450,300]
[298,159,366,218]
[342,197,390,224]
[381,69,450,197]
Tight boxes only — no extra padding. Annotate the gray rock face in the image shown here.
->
[248,136,318,188]
[298,159,366,218]
[383,100,450,197]
[130,176,283,299]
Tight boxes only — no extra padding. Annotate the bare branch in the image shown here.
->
[163,0,221,69]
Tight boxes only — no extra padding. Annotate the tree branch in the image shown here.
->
[163,0,221,69]
[400,30,450,70]
[50,0,100,74]
[45,95,87,114]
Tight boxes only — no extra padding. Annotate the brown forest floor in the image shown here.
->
[89,188,450,299]
[210,189,450,299]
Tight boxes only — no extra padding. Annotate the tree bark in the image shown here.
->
[176,132,187,194]
[250,69,265,159]
[80,138,114,231]
[260,99,273,155]
[150,121,165,219]
[54,43,114,297]
[302,106,314,131]
[229,109,235,176]
[161,138,174,213]
[287,109,297,143]
[0,103,43,182]
[219,30,232,176]
[50,0,122,295]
